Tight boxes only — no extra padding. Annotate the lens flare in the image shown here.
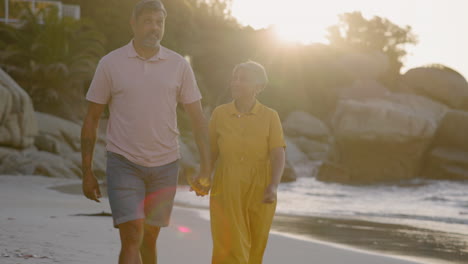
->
[177,226,192,233]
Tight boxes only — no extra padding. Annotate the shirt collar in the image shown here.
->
[126,40,168,61]
[228,100,261,116]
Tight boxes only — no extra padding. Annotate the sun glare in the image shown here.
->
[274,24,326,44]
[231,0,336,45]
[273,23,330,45]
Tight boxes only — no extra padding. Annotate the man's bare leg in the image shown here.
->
[119,219,144,264]
[140,224,161,264]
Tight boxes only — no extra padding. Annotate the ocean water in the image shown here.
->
[276,177,468,236]
[175,177,468,236]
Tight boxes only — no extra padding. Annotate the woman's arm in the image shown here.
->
[263,146,285,203]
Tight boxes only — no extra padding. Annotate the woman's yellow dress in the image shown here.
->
[209,100,286,264]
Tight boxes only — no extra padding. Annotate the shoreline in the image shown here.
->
[174,203,467,264]
[50,181,467,264]
[0,175,425,264]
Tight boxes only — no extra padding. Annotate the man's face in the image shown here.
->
[131,10,165,48]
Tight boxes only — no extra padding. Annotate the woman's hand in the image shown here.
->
[262,183,278,203]
[189,172,211,197]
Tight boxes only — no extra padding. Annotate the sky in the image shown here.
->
[230,0,468,78]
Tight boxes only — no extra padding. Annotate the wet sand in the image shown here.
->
[271,214,467,264]
[50,181,468,263]
[0,175,424,264]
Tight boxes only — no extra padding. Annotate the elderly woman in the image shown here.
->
[208,61,286,263]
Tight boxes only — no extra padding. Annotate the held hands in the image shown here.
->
[82,171,102,203]
[262,183,278,204]
[189,171,211,197]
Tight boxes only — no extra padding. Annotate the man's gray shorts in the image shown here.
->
[106,151,179,228]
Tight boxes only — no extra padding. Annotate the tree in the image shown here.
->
[327,12,418,84]
[0,7,105,120]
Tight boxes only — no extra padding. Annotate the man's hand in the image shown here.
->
[82,171,102,203]
[262,183,278,204]
[189,171,211,197]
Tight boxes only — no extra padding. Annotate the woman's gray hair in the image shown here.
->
[133,0,167,19]
[233,60,268,92]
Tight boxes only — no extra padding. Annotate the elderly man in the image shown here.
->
[80,1,210,263]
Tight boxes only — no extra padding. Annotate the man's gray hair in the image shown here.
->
[233,60,269,89]
[133,0,167,19]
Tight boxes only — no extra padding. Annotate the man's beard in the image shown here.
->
[142,33,161,48]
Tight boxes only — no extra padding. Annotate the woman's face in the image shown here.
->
[230,68,259,100]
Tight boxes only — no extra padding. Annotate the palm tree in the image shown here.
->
[0,6,105,120]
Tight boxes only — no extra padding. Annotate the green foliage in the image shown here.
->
[1,1,419,122]
[0,6,105,118]
[327,12,418,79]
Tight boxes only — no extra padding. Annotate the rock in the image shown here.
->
[0,147,80,178]
[290,136,329,161]
[422,148,468,180]
[282,162,297,182]
[338,79,390,101]
[0,68,37,148]
[320,94,447,183]
[422,110,468,180]
[401,66,468,109]
[31,112,107,178]
[0,147,36,175]
[35,112,81,153]
[317,161,351,183]
[431,110,468,150]
[283,111,329,141]
[0,69,106,179]
[28,150,81,178]
[337,52,389,80]
[285,138,319,178]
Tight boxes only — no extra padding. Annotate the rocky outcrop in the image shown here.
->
[401,66,468,110]
[337,79,390,101]
[0,112,107,178]
[422,110,468,180]
[283,111,331,179]
[318,93,447,183]
[283,111,329,140]
[34,112,107,178]
[337,52,389,80]
[0,68,37,148]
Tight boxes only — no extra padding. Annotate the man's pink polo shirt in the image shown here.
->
[86,41,201,167]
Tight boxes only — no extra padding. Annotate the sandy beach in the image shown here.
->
[0,175,425,264]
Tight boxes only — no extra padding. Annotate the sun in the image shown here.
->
[230,0,338,45]
[273,23,329,45]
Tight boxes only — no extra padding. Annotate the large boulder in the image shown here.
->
[429,110,468,150]
[289,136,329,161]
[283,111,329,141]
[0,147,36,175]
[0,68,37,148]
[285,138,319,179]
[337,52,389,80]
[423,148,468,180]
[0,147,80,178]
[337,79,390,101]
[401,66,468,109]
[318,93,447,183]
[422,110,468,180]
[35,112,106,178]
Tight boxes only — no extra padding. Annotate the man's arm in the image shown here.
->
[81,102,106,202]
[183,100,211,195]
